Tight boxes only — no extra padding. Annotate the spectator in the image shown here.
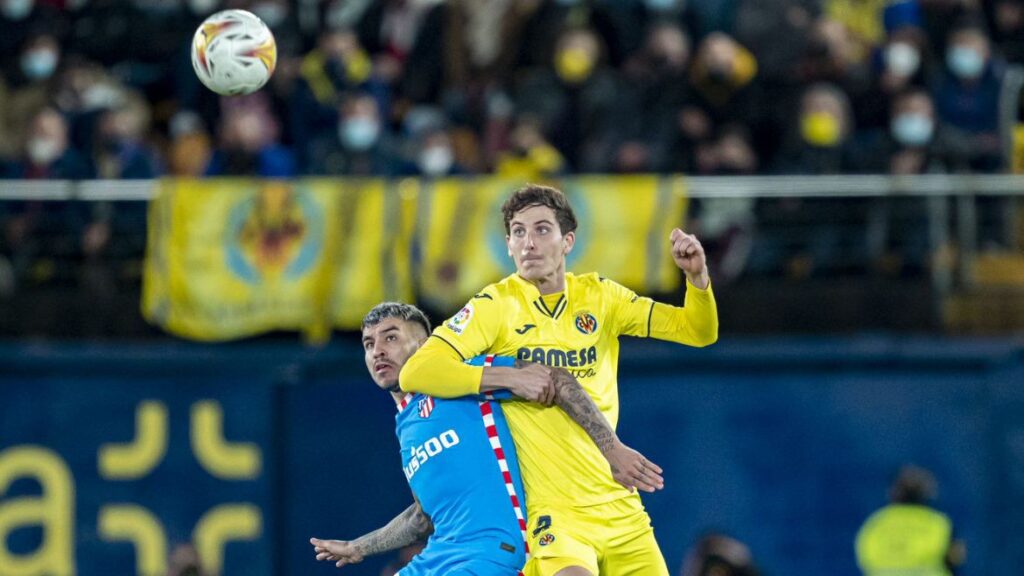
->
[0,32,63,160]
[0,0,66,74]
[856,465,965,576]
[515,26,622,171]
[348,0,441,89]
[680,532,759,576]
[206,97,295,177]
[986,0,1024,64]
[616,22,692,173]
[513,0,622,71]
[168,543,206,576]
[824,0,889,62]
[933,18,1005,171]
[167,111,213,177]
[92,99,160,179]
[0,107,90,288]
[774,83,856,174]
[735,0,818,85]
[853,88,969,175]
[798,17,872,97]
[3,107,92,180]
[493,113,565,180]
[305,91,405,176]
[855,7,934,129]
[290,28,389,169]
[411,125,465,179]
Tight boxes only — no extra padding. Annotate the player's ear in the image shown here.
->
[563,231,575,255]
[506,235,513,258]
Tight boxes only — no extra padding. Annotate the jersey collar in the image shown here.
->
[396,392,416,413]
[510,272,574,320]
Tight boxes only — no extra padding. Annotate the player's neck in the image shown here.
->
[522,268,566,295]
[391,391,408,407]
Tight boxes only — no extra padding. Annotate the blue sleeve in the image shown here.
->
[464,355,516,401]
[463,355,517,368]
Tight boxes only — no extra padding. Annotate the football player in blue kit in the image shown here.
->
[311,302,657,575]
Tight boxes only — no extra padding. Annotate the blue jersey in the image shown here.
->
[395,355,527,575]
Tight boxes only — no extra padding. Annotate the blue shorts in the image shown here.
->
[398,549,522,576]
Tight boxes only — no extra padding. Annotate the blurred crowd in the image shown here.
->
[1,0,1021,182]
[1,0,1023,320]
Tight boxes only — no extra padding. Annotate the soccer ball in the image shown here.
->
[191,9,277,96]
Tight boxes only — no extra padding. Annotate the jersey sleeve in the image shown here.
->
[602,278,657,337]
[398,292,504,398]
[431,291,504,360]
[604,277,719,346]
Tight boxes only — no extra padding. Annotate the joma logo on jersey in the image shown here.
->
[516,346,597,368]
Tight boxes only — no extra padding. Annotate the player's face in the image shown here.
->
[506,205,575,284]
[361,318,426,392]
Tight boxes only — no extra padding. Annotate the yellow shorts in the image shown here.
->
[521,495,669,576]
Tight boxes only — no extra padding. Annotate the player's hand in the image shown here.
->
[603,441,664,493]
[669,228,709,288]
[508,363,557,406]
[310,537,364,567]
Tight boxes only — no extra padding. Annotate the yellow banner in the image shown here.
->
[143,179,342,341]
[417,176,688,311]
[325,178,417,329]
[144,177,687,340]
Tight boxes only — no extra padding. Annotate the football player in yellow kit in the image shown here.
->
[400,184,718,576]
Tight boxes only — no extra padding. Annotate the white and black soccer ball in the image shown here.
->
[191,9,277,96]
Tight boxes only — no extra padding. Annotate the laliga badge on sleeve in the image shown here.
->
[445,303,474,335]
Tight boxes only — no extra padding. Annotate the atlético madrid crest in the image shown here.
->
[418,397,435,418]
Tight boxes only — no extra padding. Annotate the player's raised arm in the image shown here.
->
[310,500,433,568]
[604,228,718,347]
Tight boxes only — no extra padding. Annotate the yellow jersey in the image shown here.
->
[401,271,718,508]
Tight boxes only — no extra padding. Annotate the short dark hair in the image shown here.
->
[362,302,431,336]
[890,465,937,505]
[501,184,578,236]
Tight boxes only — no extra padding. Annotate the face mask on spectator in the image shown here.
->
[555,47,595,84]
[252,1,286,27]
[340,117,380,151]
[418,145,454,176]
[27,138,61,165]
[21,49,58,81]
[891,113,934,147]
[800,112,842,148]
[885,42,920,77]
[946,45,985,79]
[187,0,219,14]
[2,0,33,20]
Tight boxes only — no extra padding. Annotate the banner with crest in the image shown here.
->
[144,176,687,341]
[143,178,411,341]
[416,175,689,312]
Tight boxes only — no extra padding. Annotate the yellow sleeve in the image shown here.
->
[398,290,503,397]
[605,278,718,346]
[399,335,483,397]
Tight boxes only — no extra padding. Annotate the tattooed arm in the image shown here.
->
[310,500,433,567]
[512,359,665,493]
